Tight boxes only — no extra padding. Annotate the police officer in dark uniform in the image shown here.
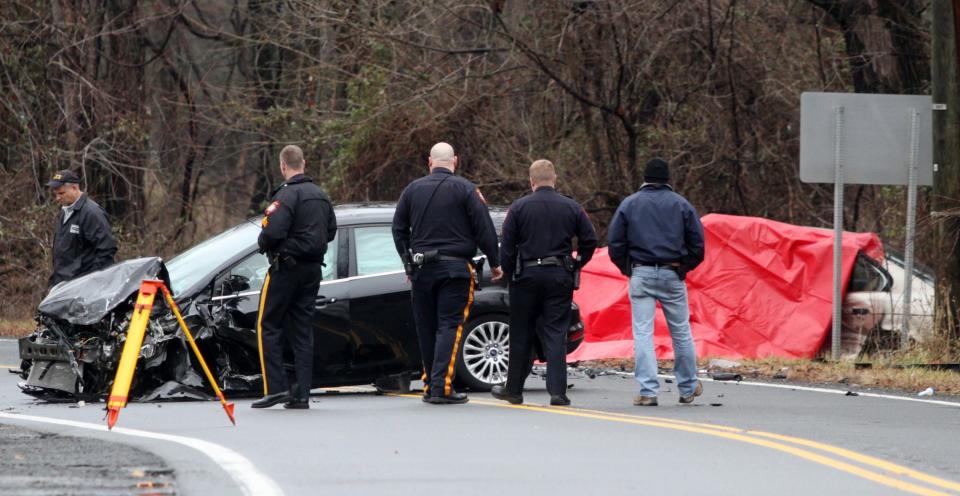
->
[252,145,337,410]
[392,142,503,405]
[491,159,597,406]
[47,170,117,287]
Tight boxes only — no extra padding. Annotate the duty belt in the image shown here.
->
[521,256,564,268]
[412,250,471,265]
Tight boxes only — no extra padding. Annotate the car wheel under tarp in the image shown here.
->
[456,314,511,391]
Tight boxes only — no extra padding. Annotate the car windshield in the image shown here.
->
[166,220,260,295]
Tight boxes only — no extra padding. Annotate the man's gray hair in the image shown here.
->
[280,145,305,170]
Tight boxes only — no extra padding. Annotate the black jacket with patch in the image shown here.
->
[258,174,337,264]
[50,194,118,287]
[391,167,500,266]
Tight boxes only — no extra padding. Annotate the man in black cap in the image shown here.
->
[608,158,705,407]
[392,142,503,405]
[492,159,597,406]
[47,170,117,287]
[253,144,337,410]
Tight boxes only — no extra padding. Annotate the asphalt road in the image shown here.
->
[1,338,959,496]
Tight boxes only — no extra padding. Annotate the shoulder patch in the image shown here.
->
[264,200,281,216]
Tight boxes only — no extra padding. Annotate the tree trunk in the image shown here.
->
[931,0,960,339]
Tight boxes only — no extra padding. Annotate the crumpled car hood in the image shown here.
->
[38,257,172,325]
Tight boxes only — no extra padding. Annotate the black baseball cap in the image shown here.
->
[47,170,81,188]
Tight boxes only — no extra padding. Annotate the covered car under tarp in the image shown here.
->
[569,214,884,361]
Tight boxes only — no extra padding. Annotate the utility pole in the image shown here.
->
[931,0,960,339]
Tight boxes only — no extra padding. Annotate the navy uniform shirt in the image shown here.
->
[49,193,117,287]
[607,183,705,273]
[392,167,500,266]
[499,186,598,278]
[258,174,337,264]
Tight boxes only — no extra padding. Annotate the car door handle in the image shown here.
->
[315,296,337,308]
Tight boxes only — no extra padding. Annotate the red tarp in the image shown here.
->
[569,214,883,361]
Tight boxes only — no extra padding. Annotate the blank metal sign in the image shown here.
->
[799,92,933,186]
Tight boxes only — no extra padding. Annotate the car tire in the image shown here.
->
[455,314,511,391]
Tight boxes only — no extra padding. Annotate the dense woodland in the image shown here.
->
[1,1,957,340]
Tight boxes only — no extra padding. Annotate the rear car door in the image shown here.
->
[346,224,420,377]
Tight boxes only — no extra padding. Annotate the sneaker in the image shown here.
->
[633,395,658,406]
[679,381,703,404]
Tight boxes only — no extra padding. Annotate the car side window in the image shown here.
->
[355,226,403,276]
[322,239,338,281]
[218,240,338,294]
[221,252,269,294]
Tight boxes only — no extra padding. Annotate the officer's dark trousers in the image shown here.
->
[257,261,322,399]
[411,261,475,397]
[506,266,573,397]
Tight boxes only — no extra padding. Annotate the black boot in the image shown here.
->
[426,391,469,405]
[550,395,571,406]
[284,397,310,409]
[491,385,523,404]
[251,391,291,409]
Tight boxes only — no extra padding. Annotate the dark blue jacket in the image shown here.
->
[392,167,500,266]
[499,187,597,278]
[50,193,117,287]
[607,184,705,276]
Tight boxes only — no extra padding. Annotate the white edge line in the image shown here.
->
[657,374,960,408]
[0,412,284,496]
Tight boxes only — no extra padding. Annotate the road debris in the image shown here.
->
[708,359,742,369]
[711,372,743,382]
[918,387,935,397]
[845,391,859,397]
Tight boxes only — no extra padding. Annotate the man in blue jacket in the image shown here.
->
[608,158,705,406]
[47,170,117,287]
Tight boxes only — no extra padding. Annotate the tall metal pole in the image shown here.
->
[832,106,845,361]
[902,108,921,348]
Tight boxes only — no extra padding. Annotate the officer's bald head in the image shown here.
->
[429,142,457,171]
[529,159,557,190]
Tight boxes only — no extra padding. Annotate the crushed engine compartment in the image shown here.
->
[18,257,263,402]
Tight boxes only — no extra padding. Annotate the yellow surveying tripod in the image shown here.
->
[106,279,236,429]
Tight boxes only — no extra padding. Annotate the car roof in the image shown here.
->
[333,202,507,225]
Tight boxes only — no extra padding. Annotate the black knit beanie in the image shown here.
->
[643,158,670,183]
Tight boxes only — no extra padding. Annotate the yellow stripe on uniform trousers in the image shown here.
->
[444,265,475,396]
[256,273,271,396]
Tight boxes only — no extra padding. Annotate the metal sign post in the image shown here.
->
[831,106,845,361]
[902,108,921,347]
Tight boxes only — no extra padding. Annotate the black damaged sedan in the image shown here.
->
[19,203,584,400]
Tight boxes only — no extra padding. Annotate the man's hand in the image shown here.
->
[490,265,504,282]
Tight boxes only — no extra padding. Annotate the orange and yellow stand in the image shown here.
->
[106,279,236,429]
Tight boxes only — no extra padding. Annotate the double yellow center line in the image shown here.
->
[398,394,960,496]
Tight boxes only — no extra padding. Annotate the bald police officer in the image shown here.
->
[392,142,503,405]
[492,160,597,406]
[253,145,337,410]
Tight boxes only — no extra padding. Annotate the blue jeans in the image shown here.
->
[629,266,698,397]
